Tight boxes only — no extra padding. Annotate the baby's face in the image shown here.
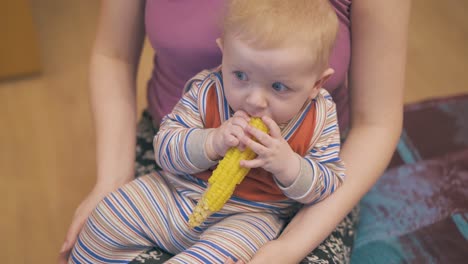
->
[219,35,324,124]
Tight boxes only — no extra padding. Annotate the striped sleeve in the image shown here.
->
[153,73,217,175]
[278,90,345,204]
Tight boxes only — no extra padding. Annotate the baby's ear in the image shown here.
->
[313,68,334,90]
[309,68,334,99]
[216,38,224,53]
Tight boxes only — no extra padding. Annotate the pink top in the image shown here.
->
[145,0,351,130]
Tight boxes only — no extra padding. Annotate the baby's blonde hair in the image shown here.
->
[222,0,338,70]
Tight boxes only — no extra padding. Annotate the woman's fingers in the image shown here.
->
[58,185,115,263]
[58,208,87,263]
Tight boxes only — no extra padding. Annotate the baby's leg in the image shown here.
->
[68,173,189,264]
[168,212,285,264]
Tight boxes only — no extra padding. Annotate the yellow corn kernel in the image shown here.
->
[189,117,268,228]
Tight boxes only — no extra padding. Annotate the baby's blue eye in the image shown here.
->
[272,82,288,92]
[233,71,248,81]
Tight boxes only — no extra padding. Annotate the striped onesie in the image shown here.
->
[69,69,345,264]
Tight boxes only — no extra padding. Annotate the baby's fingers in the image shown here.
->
[241,135,266,156]
[225,134,240,148]
[233,110,250,120]
[245,124,271,146]
[261,116,281,138]
[240,158,264,169]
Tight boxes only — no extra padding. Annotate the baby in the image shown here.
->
[70,0,344,263]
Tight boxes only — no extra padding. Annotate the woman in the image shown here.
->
[59,0,410,263]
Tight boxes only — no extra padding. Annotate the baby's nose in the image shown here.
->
[246,89,268,109]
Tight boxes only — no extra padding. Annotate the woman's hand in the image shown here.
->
[57,183,119,264]
[223,240,293,264]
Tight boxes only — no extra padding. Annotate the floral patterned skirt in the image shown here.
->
[132,110,359,264]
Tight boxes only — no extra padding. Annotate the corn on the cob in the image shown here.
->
[188,117,269,227]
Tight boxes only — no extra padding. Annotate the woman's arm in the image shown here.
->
[59,1,146,262]
[91,0,146,188]
[250,0,411,262]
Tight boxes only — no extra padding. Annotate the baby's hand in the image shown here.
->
[206,110,250,158]
[240,116,300,184]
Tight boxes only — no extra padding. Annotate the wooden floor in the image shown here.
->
[1,0,467,263]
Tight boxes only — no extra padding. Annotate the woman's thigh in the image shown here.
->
[135,111,160,177]
[299,206,360,264]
